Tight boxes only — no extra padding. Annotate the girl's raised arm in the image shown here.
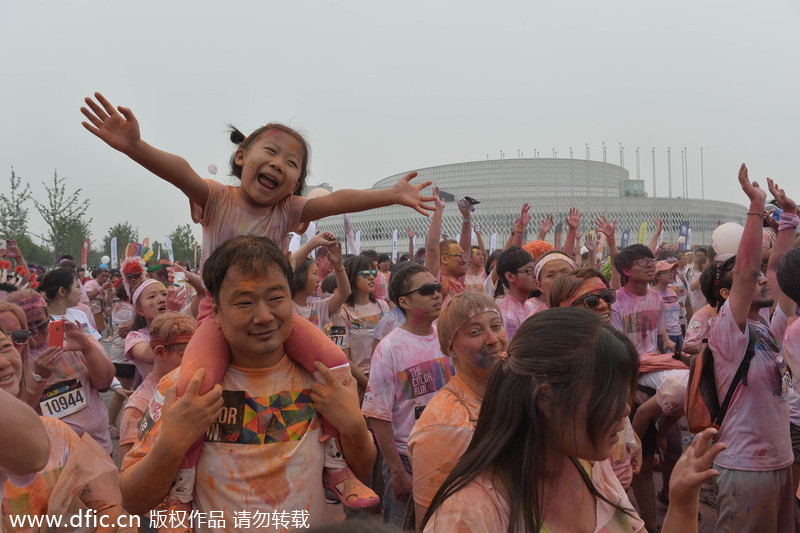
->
[300,172,434,223]
[81,92,209,209]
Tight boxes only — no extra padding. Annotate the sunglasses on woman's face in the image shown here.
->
[29,316,51,336]
[573,289,616,310]
[357,270,377,279]
[401,282,443,297]
[8,329,30,345]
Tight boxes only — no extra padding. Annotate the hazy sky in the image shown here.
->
[2,1,798,253]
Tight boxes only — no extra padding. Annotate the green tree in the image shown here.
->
[33,171,92,262]
[15,234,53,267]
[168,224,200,267]
[0,167,33,241]
[61,218,92,263]
[103,222,139,261]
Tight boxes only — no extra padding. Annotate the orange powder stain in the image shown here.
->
[251,462,290,506]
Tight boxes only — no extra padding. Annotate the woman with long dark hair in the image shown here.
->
[423,307,725,533]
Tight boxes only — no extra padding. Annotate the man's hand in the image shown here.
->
[566,207,582,230]
[391,467,413,501]
[539,214,554,235]
[432,186,445,212]
[595,216,617,241]
[767,177,798,215]
[515,203,532,228]
[161,369,224,453]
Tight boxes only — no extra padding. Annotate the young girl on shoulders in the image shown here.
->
[81,92,433,508]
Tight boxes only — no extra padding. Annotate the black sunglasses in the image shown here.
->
[573,289,616,310]
[8,329,30,345]
[29,316,51,336]
[401,282,443,297]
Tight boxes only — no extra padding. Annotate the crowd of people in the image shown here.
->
[0,92,799,533]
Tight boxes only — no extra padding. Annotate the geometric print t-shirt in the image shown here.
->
[121,354,326,531]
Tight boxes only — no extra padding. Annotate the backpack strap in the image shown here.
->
[714,325,759,427]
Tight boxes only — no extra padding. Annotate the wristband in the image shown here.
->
[462,218,471,223]
[747,210,764,217]
[779,212,800,231]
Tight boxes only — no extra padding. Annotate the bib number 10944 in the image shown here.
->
[39,378,88,418]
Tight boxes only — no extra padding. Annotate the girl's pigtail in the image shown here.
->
[229,126,246,145]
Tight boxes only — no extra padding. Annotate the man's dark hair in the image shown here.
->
[203,236,292,303]
[389,263,428,310]
[496,246,533,290]
[614,244,653,275]
[320,273,338,295]
[778,249,800,305]
[360,250,378,263]
[378,253,390,264]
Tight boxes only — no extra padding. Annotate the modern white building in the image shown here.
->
[316,158,746,254]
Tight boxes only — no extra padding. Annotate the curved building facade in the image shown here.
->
[316,158,746,254]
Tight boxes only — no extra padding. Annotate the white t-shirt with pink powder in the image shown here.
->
[362,327,455,455]
[497,296,538,340]
[610,287,663,355]
[191,179,307,269]
[124,327,154,382]
[708,300,792,471]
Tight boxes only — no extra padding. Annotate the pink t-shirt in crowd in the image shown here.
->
[292,296,333,331]
[610,286,663,355]
[769,306,800,427]
[497,296,539,340]
[653,287,681,336]
[30,335,112,454]
[191,179,308,269]
[124,327,154,381]
[119,371,161,448]
[333,300,390,374]
[708,300,792,471]
[684,305,716,353]
[362,327,454,455]
[689,271,707,313]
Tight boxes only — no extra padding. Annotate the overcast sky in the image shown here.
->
[2,0,798,252]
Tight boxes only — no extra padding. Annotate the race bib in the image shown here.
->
[39,378,87,418]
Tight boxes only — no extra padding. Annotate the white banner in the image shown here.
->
[288,233,301,253]
[354,230,362,255]
[489,233,498,254]
[392,229,398,262]
[164,236,175,262]
[110,237,118,268]
[304,221,317,259]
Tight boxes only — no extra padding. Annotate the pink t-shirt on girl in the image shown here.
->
[292,297,333,331]
[653,287,681,337]
[708,300,792,471]
[610,287,664,355]
[362,327,454,455]
[124,327,153,381]
[191,179,308,268]
[333,300,390,374]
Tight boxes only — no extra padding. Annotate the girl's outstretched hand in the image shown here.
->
[392,172,436,216]
[81,92,141,154]
[668,428,727,508]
